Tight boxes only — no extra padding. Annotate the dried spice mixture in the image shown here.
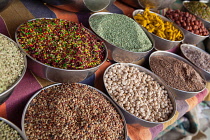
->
[0,34,25,93]
[184,1,210,22]
[24,83,125,140]
[134,8,183,41]
[16,18,106,70]
[181,45,210,73]
[104,63,174,122]
[89,13,152,52]
[150,55,206,92]
[0,120,23,140]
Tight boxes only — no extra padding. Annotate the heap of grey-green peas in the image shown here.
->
[0,34,25,94]
[0,120,23,140]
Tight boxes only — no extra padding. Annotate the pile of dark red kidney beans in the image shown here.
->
[166,9,209,36]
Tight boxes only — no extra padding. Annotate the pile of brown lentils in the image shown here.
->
[104,63,174,122]
[0,34,25,93]
[24,83,125,140]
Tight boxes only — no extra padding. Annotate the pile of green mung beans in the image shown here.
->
[0,120,23,140]
[0,34,25,94]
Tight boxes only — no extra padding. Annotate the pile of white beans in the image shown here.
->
[104,63,174,122]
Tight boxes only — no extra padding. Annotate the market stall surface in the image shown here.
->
[0,0,210,140]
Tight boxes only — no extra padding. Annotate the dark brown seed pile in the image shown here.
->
[150,56,206,92]
[24,83,125,140]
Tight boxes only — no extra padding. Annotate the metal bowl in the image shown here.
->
[89,12,154,63]
[133,9,184,51]
[15,18,108,83]
[41,0,114,12]
[103,63,177,127]
[22,83,127,139]
[175,23,208,45]
[0,0,13,12]
[149,51,207,100]
[0,33,27,105]
[180,44,210,82]
[183,1,210,30]
[0,117,27,140]
[118,0,176,10]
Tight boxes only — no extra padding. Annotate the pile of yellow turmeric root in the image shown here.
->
[134,8,183,41]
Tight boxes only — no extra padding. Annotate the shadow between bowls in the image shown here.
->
[15,18,108,83]
[0,117,27,140]
[103,63,177,127]
[0,33,27,105]
[132,9,184,51]
[21,83,128,139]
[149,51,207,100]
[180,44,210,82]
[206,36,210,54]
[89,12,155,63]
[0,0,13,12]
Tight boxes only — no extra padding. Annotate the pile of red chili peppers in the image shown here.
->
[16,18,106,70]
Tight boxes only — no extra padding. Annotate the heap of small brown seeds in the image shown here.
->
[24,83,125,140]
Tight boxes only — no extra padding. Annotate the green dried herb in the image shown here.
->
[184,1,210,22]
[89,13,152,52]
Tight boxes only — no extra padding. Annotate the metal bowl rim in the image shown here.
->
[133,9,185,42]
[0,117,27,140]
[15,18,108,72]
[89,12,155,53]
[103,62,177,124]
[21,83,128,139]
[149,50,207,93]
[83,0,111,12]
[180,44,210,75]
[0,33,27,97]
